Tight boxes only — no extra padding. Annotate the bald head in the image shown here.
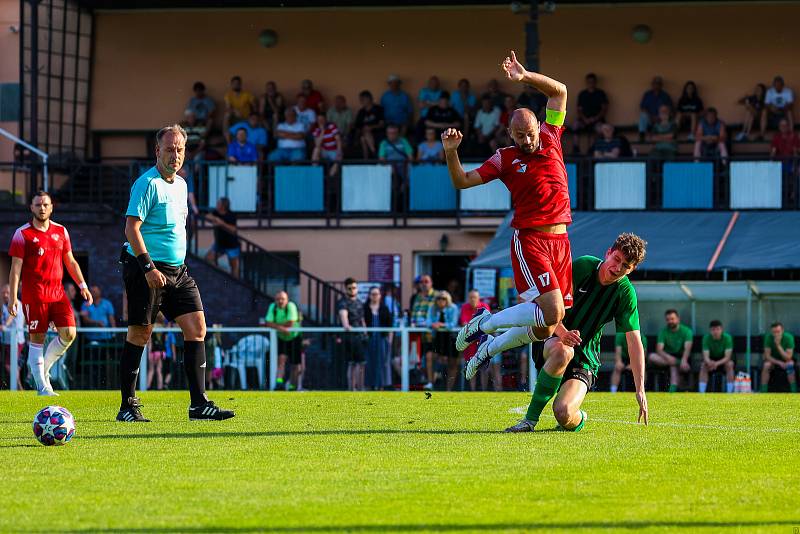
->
[509,108,538,129]
[508,108,540,154]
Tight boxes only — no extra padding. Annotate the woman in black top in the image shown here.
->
[736,83,767,141]
[676,81,704,139]
[364,287,393,390]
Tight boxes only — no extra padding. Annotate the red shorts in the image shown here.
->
[22,295,76,334]
[510,229,573,308]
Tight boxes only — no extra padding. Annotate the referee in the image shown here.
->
[117,124,234,422]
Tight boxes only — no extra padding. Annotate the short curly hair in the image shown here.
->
[611,233,647,267]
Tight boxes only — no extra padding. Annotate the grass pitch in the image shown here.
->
[1,391,798,533]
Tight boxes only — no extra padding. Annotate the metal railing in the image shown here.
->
[0,128,49,190]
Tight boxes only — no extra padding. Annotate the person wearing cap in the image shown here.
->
[381,75,413,135]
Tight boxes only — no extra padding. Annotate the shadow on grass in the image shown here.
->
[80,428,568,440]
[57,520,800,532]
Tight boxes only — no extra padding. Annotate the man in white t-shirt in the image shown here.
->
[268,108,307,162]
[473,96,501,153]
[293,95,317,134]
[765,75,794,130]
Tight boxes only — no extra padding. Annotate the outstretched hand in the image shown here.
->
[636,390,649,425]
[441,128,463,151]
[502,50,527,82]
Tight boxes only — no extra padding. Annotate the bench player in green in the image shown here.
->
[699,320,735,393]
[611,330,647,393]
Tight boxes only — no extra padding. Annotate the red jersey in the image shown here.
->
[312,123,340,151]
[475,121,571,229]
[9,221,72,303]
[771,132,800,157]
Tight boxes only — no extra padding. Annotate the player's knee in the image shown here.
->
[552,401,572,427]
[762,360,772,371]
[614,361,625,372]
[127,325,153,346]
[60,328,77,345]
[542,303,565,327]
[545,342,572,366]
[725,360,735,371]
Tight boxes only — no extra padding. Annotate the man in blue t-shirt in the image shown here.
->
[118,124,234,423]
[638,76,673,137]
[380,75,413,132]
[80,285,115,341]
[227,128,259,163]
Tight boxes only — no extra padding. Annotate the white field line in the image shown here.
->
[508,406,800,434]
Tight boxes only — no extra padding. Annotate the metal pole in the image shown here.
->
[528,342,536,392]
[691,300,697,334]
[139,345,147,392]
[10,328,19,391]
[43,155,48,191]
[269,328,278,390]
[746,288,752,377]
[401,327,409,392]
[525,0,541,72]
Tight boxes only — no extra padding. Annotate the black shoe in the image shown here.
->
[189,400,235,421]
[116,397,151,422]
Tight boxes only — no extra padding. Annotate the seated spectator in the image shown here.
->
[638,76,673,139]
[693,107,729,161]
[417,76,442,119]
[675,81,704,140]
[182,110,210,161]
[417,127,444,163]
[451,78,477,127]
[327,95,354,147]
[425,91,461,136]
[483,78,510,110]
[228,113,268,151]
[495,95,518,148]
[300,79,324,112]
[611,330,647,393]
[204,197,239,278]
[648,309,693,393]
[770,119,800,177]
[224,75,257,130]
[571,73,608,154]
[259,81,286,131]
[80,285,115,342]
[765,75,794,130]
[592,123,623,159]
[380,75,413,134]
[293,94,317,133]
[473,96,501,153]
[736,83,767,141]
[759,321,796,393]
[425,290,459,391]
[355,90,385,159]
[311,113,342,178]
[263,291,303,391]
[227,128,259,164]
[378,124,413,164]
[459,289,495,392]
[186,81,216,127]
[268,108,307,162]
[517,84,548,120]
[648,105,678,160]
[699,320,735,394]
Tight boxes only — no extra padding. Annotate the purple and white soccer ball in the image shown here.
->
[32,405,75,446]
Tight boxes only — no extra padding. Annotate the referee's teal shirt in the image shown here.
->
[125,166,188,266]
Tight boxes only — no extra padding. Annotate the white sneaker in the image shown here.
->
[464,335,493,381]
[504,419,536,432]
[423,382,434,390]
[37,386,59,397]
[456,308,490,352]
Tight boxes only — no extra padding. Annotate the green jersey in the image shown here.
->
[265,302,300,341]
[657,324,693,355]
[702,332,733,360]
[564,256,640,374]
[764,332,795,358]
[615,331,648,363]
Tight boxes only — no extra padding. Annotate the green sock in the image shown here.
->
[791,383,797,393]
[760,383,768,393]
[525,370,562,423]
[573,411,586,432]
[668,384,677,393]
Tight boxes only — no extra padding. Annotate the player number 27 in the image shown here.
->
[29,320,39,330]
[537,273,551,287]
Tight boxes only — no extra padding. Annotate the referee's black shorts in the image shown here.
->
[122,253,203,326]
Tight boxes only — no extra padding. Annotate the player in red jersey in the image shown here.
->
[447,51,581,378]
[8,191,92,395]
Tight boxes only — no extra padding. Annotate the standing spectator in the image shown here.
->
[311,113,343,178]
[268,109,307,162]
[611,330,648,393]
[80,285,116,342]
[770,118,800,158]
[759,321,796,393]
[147,314,167,391]
[648,309,693,392]
[259,81,286,131]
[765,75,794,130]
[517,84,548,120]
[693,107,729,161]
[378,124,413,162]
[354,90,385,159]
[451,78,477,126]
[227,128,259,164]
[638,76,673,139]
[186,82,216,127]
[300,79,324,112]
[337,278,366,392]
[459,289,493,392]
[327,95,354,148]
[293,94,317,134]
[736,83,767,141]
[482,78,510,110]
[425,92,462,136]
[571,73,608,154]
[227,113,268,154]
[364,286,393,390]
[380,75,413,134]
[473,96,501,154]
[675,81,704,140]
[417,76,442,119]
[410,274,435,386]
[1,284,24,389]
[649,105,678,160]
[591,123,623,159]
[699,320,735,394]
[263,291,302,391]
[426,291,459,391]
[224,75,257,130]
[204,197,239,278]
[416,127,444,163]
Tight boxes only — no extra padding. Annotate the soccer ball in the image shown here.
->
[32,405,76,446]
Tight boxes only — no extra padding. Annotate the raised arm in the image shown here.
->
[441,128,484,190]
[626,330,648,424]
[502,50,567,114]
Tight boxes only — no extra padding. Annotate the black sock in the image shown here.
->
[183,340,209,407]
[120,341,144,409]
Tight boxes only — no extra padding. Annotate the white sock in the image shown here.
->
[44,336,71,375]
[699,382,707,393]
[28,343,45,391]
[481,302,546,334]
[726,382,734,393]
[487,327,536,357]
[610,385,618,393]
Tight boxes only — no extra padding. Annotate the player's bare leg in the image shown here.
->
[648,352,679,392]
[611,360,625,393]
[759,360,773,392]
[552,378,589,431]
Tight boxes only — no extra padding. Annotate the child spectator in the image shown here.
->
[736,83,767,141]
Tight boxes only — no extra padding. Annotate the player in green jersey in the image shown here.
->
[699,319,735,393]
[485,233,649,432]
[611,330,648,393]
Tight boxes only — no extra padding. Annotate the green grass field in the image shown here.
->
[1,391,799,533]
